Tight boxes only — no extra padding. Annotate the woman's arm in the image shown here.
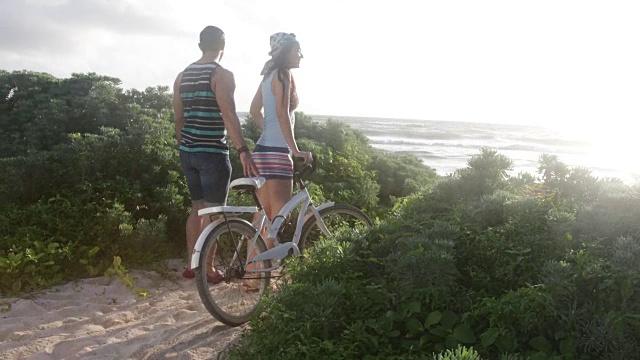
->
[249,83,264,129]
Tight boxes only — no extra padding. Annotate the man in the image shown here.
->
[173,25,259,283]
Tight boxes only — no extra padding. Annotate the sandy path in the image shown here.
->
[0,260,246,359]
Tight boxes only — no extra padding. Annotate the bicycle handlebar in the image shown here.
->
[293,155,317,184]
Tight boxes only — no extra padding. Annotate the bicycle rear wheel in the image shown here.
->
[299,204,373,251]
[196,219,271,326]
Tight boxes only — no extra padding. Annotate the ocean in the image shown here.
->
[304,115,640,185]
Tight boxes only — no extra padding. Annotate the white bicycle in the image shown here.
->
[191,158,373,326]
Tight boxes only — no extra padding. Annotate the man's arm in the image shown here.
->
[173,72,184,149]
[212,68,260,177]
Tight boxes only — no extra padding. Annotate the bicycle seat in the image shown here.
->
[230,177,266,192]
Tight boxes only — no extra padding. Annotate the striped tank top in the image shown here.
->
[179,62,228,154]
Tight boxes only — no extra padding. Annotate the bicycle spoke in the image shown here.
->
[299,205,373,251]
[196,220,271,326]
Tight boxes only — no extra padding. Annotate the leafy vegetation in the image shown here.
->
[3,69,639,358]
[0,70,435,295]
[1,70,183,294]
[227,151,640,359]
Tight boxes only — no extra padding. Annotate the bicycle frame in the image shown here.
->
[190,187,334,270]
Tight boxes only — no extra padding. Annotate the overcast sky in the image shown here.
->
[1,0,639,140]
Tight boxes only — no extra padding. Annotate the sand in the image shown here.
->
[0,259,247,359]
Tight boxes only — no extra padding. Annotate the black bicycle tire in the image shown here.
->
[298,204,373,251]
[195,219,270,326]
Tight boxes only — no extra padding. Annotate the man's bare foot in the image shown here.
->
[182,268,195,279]
[207,269,225,284]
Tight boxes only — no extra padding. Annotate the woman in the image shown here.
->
[250,32,312,248]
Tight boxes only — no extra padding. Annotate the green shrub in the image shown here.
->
[433,345,481,360]
[4,70,640,359]
[0,195,175,295]
[1,70,188,295]
[227,150,640,360]
[1,70,439,297]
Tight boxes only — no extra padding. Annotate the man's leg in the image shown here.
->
[180,150,207,278]
[199,153,230,283]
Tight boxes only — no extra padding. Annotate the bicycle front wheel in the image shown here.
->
[299,204,373,251]
[196,219,271,327]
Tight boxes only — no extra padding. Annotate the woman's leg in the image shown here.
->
[255,186,273,249]
[245,186,272,279]
[244,178,292,289]
[264,178,293,223]
[254,179,293,245]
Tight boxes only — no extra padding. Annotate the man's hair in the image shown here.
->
[199,26,225,52]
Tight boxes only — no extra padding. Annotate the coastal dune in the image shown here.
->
[0,260,243,359]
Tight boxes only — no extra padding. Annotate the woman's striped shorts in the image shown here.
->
[252,144,293,180]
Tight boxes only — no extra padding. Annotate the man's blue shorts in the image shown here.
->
[179,151,231,207]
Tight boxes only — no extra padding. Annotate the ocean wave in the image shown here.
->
[367,131,590,147]
[369,138,579,154]
[365,129,464,140]
[307,114,637,184]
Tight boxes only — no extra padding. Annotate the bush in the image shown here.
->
[227,150,640,359]
[0,197,174,295]
[1,70,438,296]
[434,345,481,360]
[1,71,184,294]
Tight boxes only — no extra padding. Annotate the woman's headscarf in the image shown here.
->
[260,32,298,76]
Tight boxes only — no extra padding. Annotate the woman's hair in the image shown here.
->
[269,41,299,110]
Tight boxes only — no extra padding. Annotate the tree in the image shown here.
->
[0,71,137,158]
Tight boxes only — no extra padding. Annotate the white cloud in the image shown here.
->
[1,0,639,129]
